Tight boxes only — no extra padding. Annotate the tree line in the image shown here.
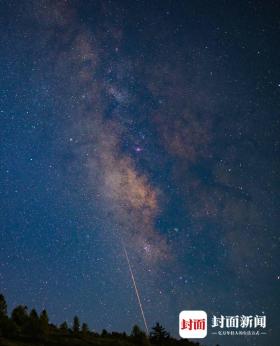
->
[0,293,203,346]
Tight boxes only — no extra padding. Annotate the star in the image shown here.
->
[135,146,143,153]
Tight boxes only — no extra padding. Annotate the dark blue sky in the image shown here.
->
[0,1,279,345]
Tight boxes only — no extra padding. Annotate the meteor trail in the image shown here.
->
[121,238,149,335]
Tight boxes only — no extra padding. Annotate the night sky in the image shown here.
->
[0,1,279,345]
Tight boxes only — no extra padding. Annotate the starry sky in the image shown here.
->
[0,1,279,345]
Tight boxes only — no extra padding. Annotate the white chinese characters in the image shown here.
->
[211,315,266,329]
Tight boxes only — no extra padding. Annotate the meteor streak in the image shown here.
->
[121,238,149,334]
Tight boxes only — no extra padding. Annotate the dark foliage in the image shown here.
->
[0,293,204,346]
[0,294,7,318]
[73,315,80,334]
[150,322,170,345]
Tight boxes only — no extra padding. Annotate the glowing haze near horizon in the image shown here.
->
[0,1,279,345]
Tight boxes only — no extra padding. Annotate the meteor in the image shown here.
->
[120,238,149,335]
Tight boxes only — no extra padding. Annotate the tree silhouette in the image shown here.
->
[73,315,80,334]
[150,322,170,345]
[82,322,89,337]
[11,305,29,327]
[131,325,143,337]
[26,309,40,338]
[0,293,203,346]
[131,324,150,345]
[0,294,7,318]
[30,309,38,319]
[39,309,49,336]
[60,321,68,332]
[101,328,108,336]
[0,294,18,338]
